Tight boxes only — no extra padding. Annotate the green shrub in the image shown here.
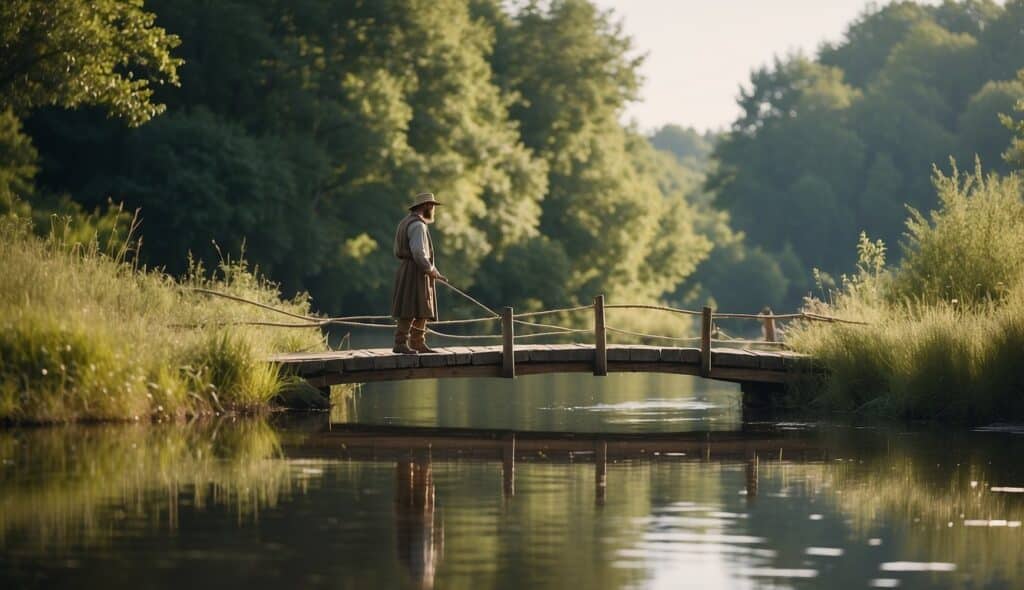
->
[789,165,1024,422]
[0,216,327,423]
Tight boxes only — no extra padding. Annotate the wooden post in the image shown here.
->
[761,306,777,343]
[594,294,607,376]
[701,306,712,378]
[502,306,515,379]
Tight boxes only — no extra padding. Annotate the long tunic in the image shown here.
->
[391,213,438,320]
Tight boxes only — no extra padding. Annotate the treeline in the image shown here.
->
[5,0,1024,319]
[709,0,1024,306]
[4,0,712,315]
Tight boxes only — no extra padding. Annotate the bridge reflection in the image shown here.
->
[283,423,829,505]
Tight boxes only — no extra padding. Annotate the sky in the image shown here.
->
[590,0,938,133]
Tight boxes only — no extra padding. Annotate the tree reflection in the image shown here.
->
[0,419,295,548]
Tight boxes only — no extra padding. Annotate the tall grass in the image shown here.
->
[0,215,327,423]
[788,164,1024,422]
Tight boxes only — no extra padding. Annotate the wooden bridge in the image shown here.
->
[265,294,848,398]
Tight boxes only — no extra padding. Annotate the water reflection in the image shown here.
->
[0,420,291,549]
[0,412,1023,588]
[394,459,443,589]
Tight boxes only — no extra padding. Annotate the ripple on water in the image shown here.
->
[541,399,718,412]
[880,561,956,572]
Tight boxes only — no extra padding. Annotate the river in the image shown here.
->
[2,373,1023,589]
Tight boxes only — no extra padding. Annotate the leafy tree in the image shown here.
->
[709,1,1024,309]
[649,125,714,166]
[0,109,36,216]
[958,79,1024,170]
[0,0,182,126]
[1002,71,1024,169]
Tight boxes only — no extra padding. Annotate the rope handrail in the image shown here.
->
[513,304,594,319]
[605,325,700,343]
[605,303,703,316]
[427,327,588,340]
[513,318,585,333]
[712,311,867,325]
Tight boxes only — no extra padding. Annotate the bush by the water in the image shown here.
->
[0,216,326,423]
[789,164,1024,421]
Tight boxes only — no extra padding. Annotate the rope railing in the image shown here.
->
[193,285,865,379]
[513,304,593,319]
[605,303,703,316]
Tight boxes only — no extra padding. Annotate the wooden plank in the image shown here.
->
[371,354,400,370]
[323,358,346,373]
[527,344,561,362]
[706,367,789,384]
[447,346,474,365]
[607,345,631,362]
[628,345,661,362]
[291,360,325,376]
[608,362,701,377]
[712,348,761,369]
[514,346,533,362]
[343,350,376,371]
[471,349,502,365]
[756,351,784,371]
[323,364,503,383]
[561,345,594,363]
[418,351,450,368]
[517,362,592,376]
[660,347,701,364]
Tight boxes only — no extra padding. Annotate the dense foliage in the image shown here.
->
[709,0,1024,307]
[8,0,710,316]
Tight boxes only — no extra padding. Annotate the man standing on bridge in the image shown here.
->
[392,192,447,354]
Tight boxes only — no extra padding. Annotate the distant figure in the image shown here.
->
[392,192,447,354]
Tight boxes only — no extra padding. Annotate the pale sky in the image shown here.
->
[591,0,941,133]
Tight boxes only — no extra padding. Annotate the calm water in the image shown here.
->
[2,373,1024,589]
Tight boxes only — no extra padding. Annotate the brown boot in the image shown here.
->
[393,319,418,354]
[410,319,437,353]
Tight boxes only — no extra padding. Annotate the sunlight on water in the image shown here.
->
[2,375,1024,589]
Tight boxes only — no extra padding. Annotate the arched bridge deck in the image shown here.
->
[270,343,811,389]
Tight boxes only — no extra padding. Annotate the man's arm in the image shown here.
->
[407,221,444,279]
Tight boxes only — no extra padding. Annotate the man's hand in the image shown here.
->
[431,269,447,282]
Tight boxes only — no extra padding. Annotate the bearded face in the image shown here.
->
[419,204,436,223]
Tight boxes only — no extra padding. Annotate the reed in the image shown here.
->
[787,164,1024,421]
[0,215,327,423]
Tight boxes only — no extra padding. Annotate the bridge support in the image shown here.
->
[740,381,785,419]
[701,306,713,377]
[502,306,515,378]
[593,294,607,376]
[761,307,776,342]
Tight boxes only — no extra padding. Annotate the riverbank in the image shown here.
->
[0,216,330,424]
[787,166,1024,423]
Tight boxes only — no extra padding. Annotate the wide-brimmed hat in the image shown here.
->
[408,192,442,210]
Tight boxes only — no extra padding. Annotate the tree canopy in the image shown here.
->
[16,0,712,316]
[707,0,1024,307]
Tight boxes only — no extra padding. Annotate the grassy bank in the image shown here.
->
[788,165,1024,422]
[0,216,328,423]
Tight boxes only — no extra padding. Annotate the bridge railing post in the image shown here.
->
[761,306,777,343]
[594,294,607,376]
[502,306,515,378]
[701,306,713,378]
